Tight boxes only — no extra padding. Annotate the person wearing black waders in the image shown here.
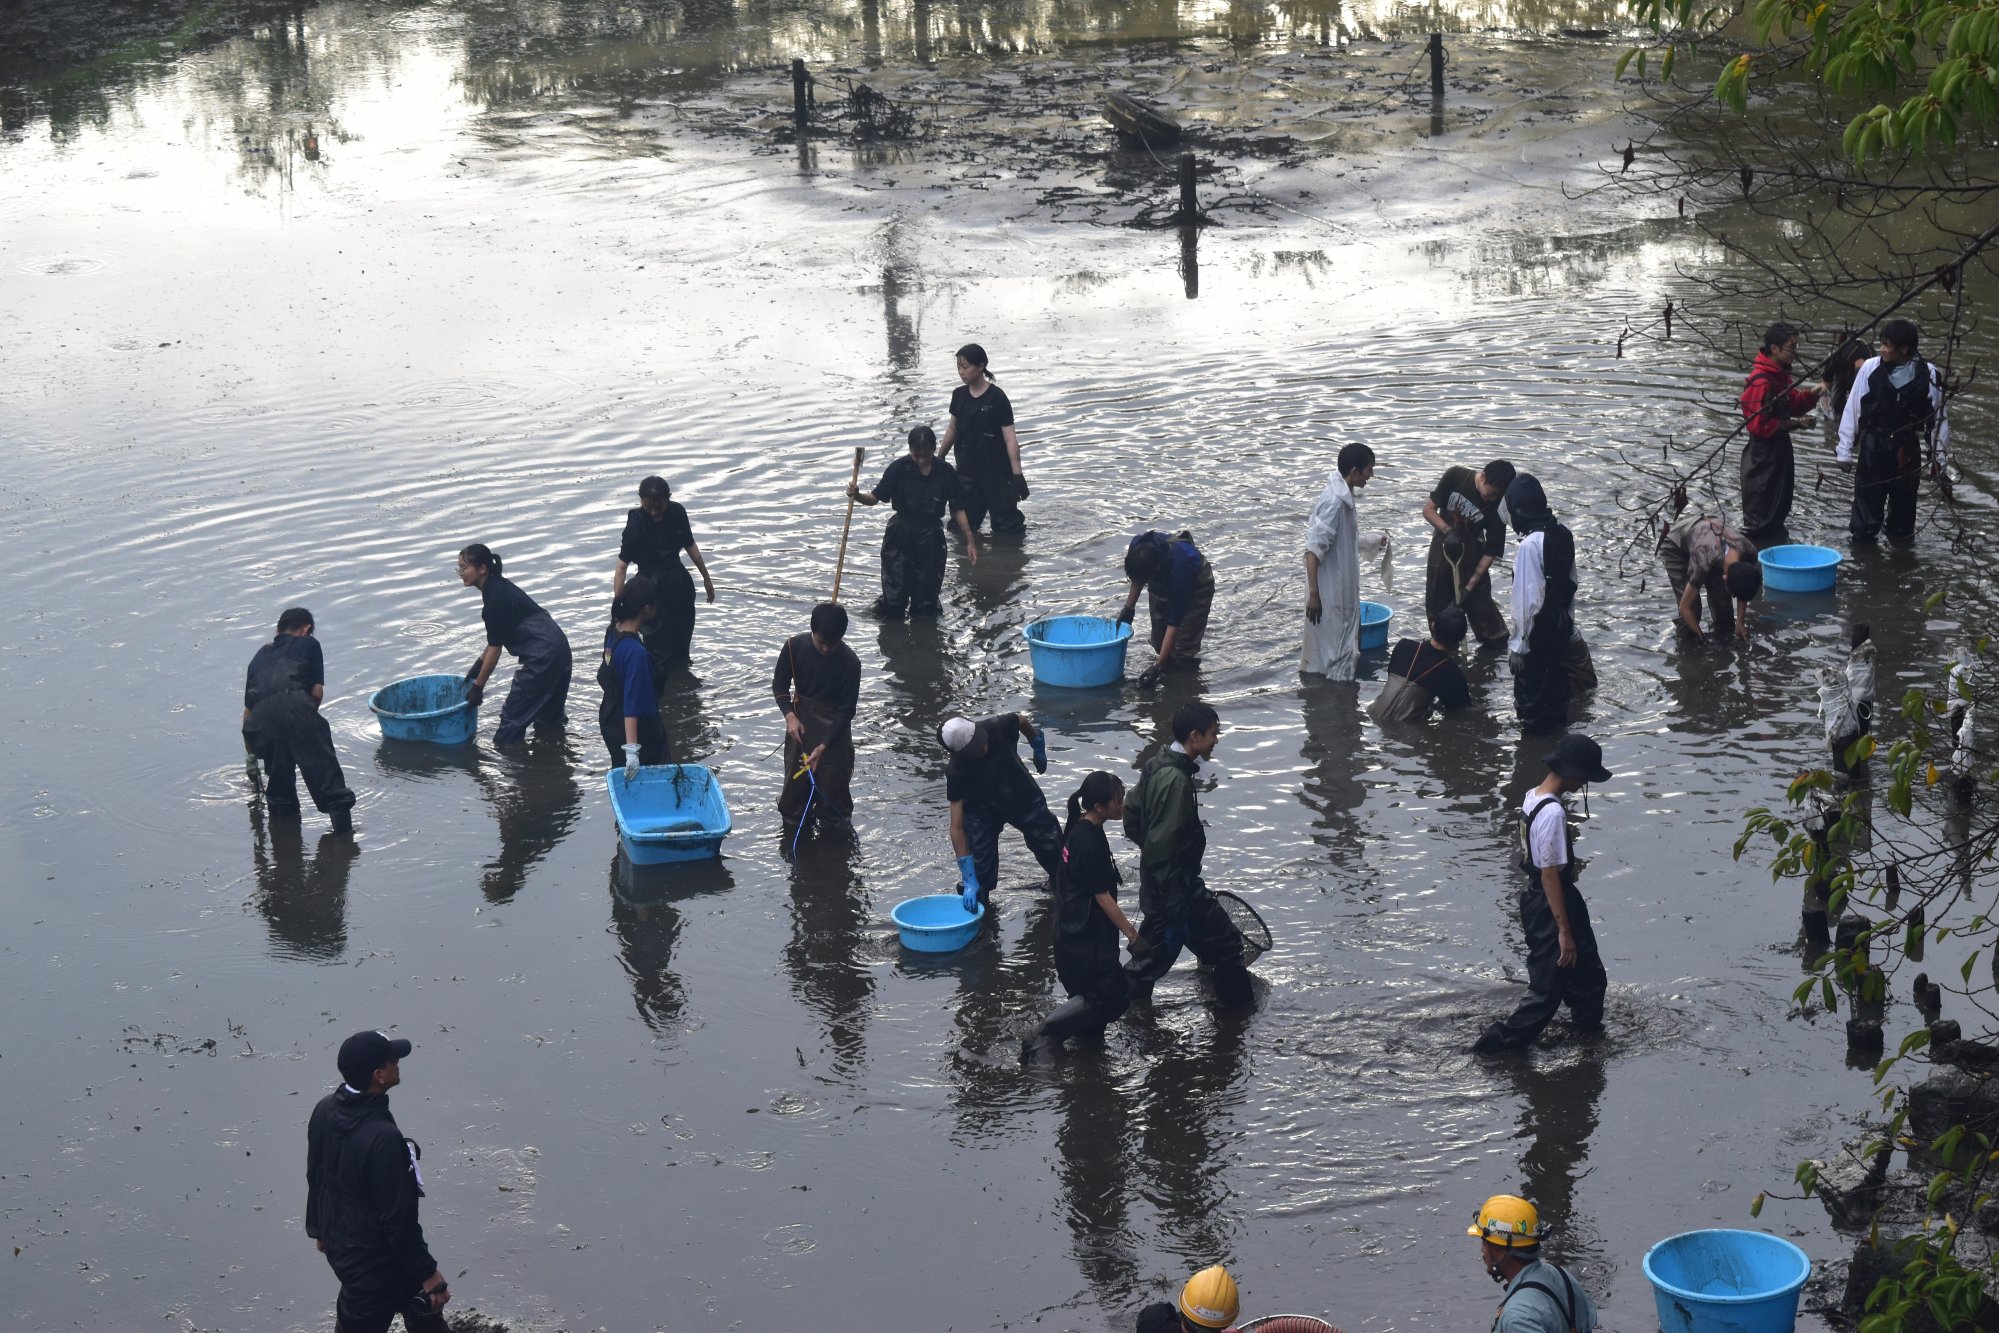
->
[612,475,715,677]
[1658,509,1761,643]
[1120,529,1215,689]
[1423,458,1515,653]
[306,1031,450,1333]
[1468,1195,1598,1333]
[937,342,1028,535]
[243,607,356,836]
[1123,701,1252,1008]
[1023,771,1149,1060]
[1474,733,1611,1053]
[458,544,572,745]
[598,575,670,779]
[1837,318,1951,545]
[941,711,1061,913]
[773,602,861,844]
[1367,605,1473,723]
[847,425,979,618]
[1503,475,1581,735]
[1738,321,1827,542]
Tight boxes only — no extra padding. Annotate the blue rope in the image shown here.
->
[790,761,818,860]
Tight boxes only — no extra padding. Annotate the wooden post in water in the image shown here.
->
[1178,153,1197,222]
[792,58,810,132]
[1429,34,1445,97]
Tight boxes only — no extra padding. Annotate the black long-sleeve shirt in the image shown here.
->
[772,632,861,732]
[305,1087,437,1295]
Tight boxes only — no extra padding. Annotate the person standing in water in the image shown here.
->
[599,575,671,779]
[1023,770,1148,1059]
[938,711,1062,912]
[1838,318,1950,545]
[1504,476,1580,735]
[1301,443,1377,681]
[847,425,978,618]
[613,476,715,678]
[773,602,862,842]
[1119,529,1214,689]
[1421,458,1514,652]
[242,606,356,836]
[1738,322,1826,542]
[458,544,573,746]
[937,343,1027,535]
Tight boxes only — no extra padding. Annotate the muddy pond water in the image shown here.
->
[2,1,1994,1329]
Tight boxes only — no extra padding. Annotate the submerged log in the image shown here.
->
[1102,91,1181,149]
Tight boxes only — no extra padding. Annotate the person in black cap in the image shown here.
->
[1474,733,1612,1053]
[614,475,715,677]
[306,1030,450,1331]
[243,607,356,836]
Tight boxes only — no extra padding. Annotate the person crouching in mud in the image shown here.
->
[940,711,1061,912]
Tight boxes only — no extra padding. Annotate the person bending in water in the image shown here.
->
[1422,458,1514,652]
[1119,529,1214,689]
[847,425,977,618]
[598,575,671,780]
[939,711,1061,913]
[242,606,355,836]
[937,342,1028,535]
[1658,510,1760,643]
[773,602,861,843]
[459,544,572,745]
[1023,771,1148,1059]
[1367,606,1473,723]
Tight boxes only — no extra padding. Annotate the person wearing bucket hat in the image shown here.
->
[1474,733,1612,1053]
[1469,1195,1598,1333]
[1135,1263,1241,1332]
[941,711,1061,913]
[306,1031,450,1332]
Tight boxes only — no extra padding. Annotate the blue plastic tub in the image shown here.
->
[369,674,478,745]
[1359,601,1392,651]
[891,894,984,952]
[1023,615,1134,688]
[1643,1229,1810,1333]
[605,764,733,865]
[1758,544,1842,593]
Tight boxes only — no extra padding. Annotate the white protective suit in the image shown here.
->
[1302,470,1360,679]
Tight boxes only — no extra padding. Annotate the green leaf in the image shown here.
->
[1751,1191,1766,1217]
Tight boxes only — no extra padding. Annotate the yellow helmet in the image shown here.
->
[1179,1264,1241,1329]
[1468,1195,1545,1248]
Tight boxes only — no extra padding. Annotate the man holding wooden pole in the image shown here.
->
[773,602,862,844]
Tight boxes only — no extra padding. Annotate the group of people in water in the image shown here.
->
[257,319,1954,1333]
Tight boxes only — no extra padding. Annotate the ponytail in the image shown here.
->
[955,342,995,384]
[459,543,502,578]
[1064,770,1125,839]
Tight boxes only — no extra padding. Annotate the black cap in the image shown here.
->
[637,475,670,499]
[1542,733,1611,784]
[337,1030,412,1087]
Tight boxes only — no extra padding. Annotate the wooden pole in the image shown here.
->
[831,447,865,602]
[1178,152,1197,222]
[1428,34,1444,97]
[792,58,810,131]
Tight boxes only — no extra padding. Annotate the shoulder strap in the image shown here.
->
[1497,1270,1580,1333]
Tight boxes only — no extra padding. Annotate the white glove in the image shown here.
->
[622,743,641,781]
[245,754,262,791]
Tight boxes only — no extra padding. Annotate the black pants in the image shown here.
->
[876,514,947,616]
[1850,433,1920,543]
[1513,644,1569,735]
[959,442,1024,534]
[599,710,671,768]
[1125,884,1252,1006]
[1424,533,1509,649]
[246,694,354,818]
[642,565,697,673]
[1740,430,1795,540]
[963,798,1062,903]
[335,1309,447,1333]
[332,1278,448,1333]
[1480,882,1607,1049]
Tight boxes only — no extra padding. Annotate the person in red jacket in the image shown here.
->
[1738,321,1828,540]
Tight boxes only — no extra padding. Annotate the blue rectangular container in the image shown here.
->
[606,764,732,864]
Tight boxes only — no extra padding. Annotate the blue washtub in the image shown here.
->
[1643,1229,1810,1333]
[1359,600,1392,651]
[370,674,478,745]
[1023,615,1134,688]
[606,764,732,864]
[892,894,984,952]
[1758,545,1841,593]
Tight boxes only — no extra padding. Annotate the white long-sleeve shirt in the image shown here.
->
[1836,356,1949,466]
[1509,530,1545,655]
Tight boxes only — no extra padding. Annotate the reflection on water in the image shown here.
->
[1506,1048,1609,1270]
[784,839,875,1075]
[249,805,356,960]
[1136,1010,1253,1268]
[472,734,585,904]
[611,850,736,1036]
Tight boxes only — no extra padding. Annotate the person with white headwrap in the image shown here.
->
[1301,443,1377,680]
[940,712,1059,913]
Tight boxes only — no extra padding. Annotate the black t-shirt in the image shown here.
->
[1430,465,1506,561]
[875,455,965,521]
[243,634,325,708]
[771,632,862,734]
[481,574,547,649]
[1053,817,1122,940]
[1386,638,1472,713]
[949,383,1015,458]
[617,503,694,579]
[945,714,1037,813]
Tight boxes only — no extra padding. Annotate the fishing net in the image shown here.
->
[1240,1317,1343,1333]
[1215,890,1273,966]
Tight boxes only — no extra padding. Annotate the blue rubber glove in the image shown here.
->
[1029,730,1048,774]
[958,854,981,912]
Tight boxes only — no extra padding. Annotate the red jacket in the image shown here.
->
[1739,352,1820,441]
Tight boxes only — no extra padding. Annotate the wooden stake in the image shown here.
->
[831,447,866,602]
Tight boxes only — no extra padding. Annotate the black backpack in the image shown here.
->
[1122,758,1156,846]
